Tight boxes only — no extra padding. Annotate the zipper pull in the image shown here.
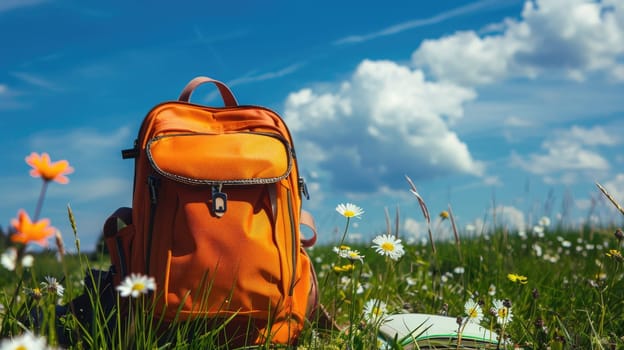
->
[147,175,160,204]
[299,177,310,200]
[212,184,227,217]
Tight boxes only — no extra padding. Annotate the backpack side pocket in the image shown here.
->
[103,207,134,286]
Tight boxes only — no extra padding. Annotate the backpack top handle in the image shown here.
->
[178,76,238,107]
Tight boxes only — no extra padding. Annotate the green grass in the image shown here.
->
[1,221,623,349]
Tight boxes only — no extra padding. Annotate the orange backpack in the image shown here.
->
[104,76,319,346]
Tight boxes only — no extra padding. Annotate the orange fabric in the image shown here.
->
[107,77,317,346]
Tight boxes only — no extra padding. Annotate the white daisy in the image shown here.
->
[464,298,483,325]
[372,234,405,261]
[335,203,364,219]
[0,332,48,350]
[1,247,17,271]
[492,299,513,325]
[41,276,64,297]
[116,273,156,298]
[538,216,551,227]
[363,299,387,323]
[333,245,364,262]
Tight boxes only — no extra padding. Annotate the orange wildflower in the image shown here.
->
[25,152,74,184]
[10,210,56,247]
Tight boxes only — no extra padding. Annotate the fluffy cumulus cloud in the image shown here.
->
[511,125,618,182]
[491,205,526,232]
[412,0,624,85]
[284,59,484,193]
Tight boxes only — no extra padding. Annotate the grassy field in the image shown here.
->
[1,216,623,349]
[2,153,623,348]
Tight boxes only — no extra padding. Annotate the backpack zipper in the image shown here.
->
[286,188,297,296]
[145,175,160,273]
[146,131,293,187]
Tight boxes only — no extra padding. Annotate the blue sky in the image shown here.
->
[2,0,624,251]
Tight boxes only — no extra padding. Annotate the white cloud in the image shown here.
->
[29,127,132,155]
[403,217,427,243]
[0,0,47,13]
[62,177,132,203]
[504,115,533,127]
[333,0,515,45]
[412,0,624,85]
[491,205,526,231]
[228,63,305,86]
[511,125,616,178]
[0,84,23,110]
[601,173,624,205]
[10,72,62,92]
[565,125,618,146]
[203,63,307,103]
[284,59,484,193]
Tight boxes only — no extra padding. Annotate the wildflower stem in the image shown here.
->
[33,180,49,221]
[347,264,361,348]
[448,205,463,263]
[456,319,467,350]
[338,217,351,247]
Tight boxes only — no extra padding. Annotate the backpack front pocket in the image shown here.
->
[151,183,287,320]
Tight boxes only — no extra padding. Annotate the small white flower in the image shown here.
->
[372,234,405,261]
[488,284,497,296]
[335,203,364,219]
[0,331,48,350]
[492,299,513,325]
[532,243,543,257]
[41,276,64,297]
[518,230,527,240]
[363,299,387,323]
[538,216,551,227]
[464,298,483,324]
[21,254,34,268]
[453,266,465,274]
[533,225,545,238]
[333,245,364,262]
[116,273,156,298]
[1,247,17,271]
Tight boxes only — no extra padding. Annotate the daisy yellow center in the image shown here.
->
[371,307,382,316]
[468,308,478,318]
[343,210,355,217]
[498,308,508,318]
[381,242,395,252]
[16,346,27,350]
[132,282,145,292]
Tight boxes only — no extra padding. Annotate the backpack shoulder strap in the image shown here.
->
[300,209,317,248]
